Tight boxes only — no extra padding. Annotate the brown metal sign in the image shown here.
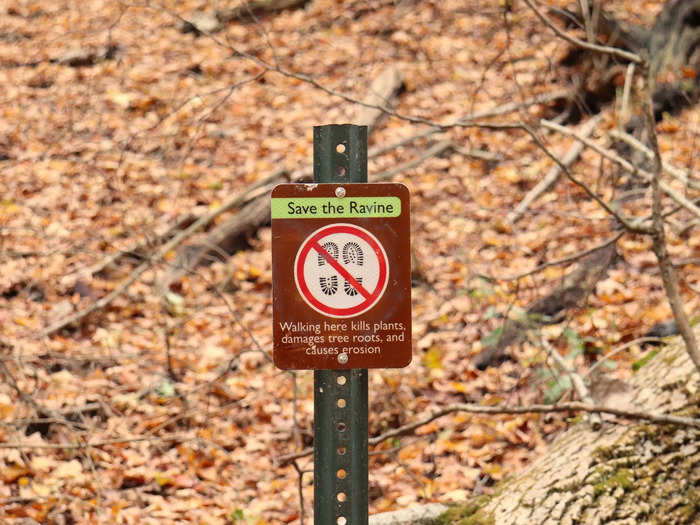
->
[271,182,411,370]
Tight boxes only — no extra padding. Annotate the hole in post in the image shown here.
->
[337,422,346,431]
[337,518,347,525]
[337,398,346,408]
[336,143,346,153]
[336,166,346,177]
[336,375,347,385]
[337,469,347,479]
[337,446,346,455]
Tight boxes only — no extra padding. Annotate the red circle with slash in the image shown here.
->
[294,223,388,318]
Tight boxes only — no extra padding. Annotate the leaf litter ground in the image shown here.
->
[0,0,698,523]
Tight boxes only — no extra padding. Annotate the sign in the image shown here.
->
[295,223,388,318]
[271,183,411,370]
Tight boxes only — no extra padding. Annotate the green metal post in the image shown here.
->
[313,124,369,525]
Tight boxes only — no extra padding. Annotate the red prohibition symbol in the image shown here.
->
[294,223,389,318]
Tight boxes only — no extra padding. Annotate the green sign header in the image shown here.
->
[271,196,401,219]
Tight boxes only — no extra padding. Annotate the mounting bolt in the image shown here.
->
[335,186,346,198]
[338,353,348,364]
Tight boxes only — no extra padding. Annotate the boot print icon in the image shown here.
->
[294,224,388,318]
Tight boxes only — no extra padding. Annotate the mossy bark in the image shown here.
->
[436,326,699,525]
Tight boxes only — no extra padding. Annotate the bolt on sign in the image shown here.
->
[271,182,411,370]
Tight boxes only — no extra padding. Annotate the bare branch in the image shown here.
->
[522,0,643,64]
[642,72,700,373]
[498,231,624,281]
[610,129,700,191]
[277,401,700,465]
[585,337,664,378]
[541,119,700,222]
[519,122,646,232]
[372,141,454,182]
[506,114,603,224]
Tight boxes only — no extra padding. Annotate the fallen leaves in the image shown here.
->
[1,0,698,523]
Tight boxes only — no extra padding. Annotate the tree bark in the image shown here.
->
[438,325,700,524]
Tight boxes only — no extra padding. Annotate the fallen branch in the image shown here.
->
[506,114,602,224]
[353,65,404,132]
[457,89,571,125]
[475,242,618,369]
[41,170,288,336]
[181,0,309,34]
[276,401,700,465]
[372,140,453,182]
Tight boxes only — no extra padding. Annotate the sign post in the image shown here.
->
[271,124,411,524]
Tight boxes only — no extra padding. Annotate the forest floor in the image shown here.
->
[0,0,698,523]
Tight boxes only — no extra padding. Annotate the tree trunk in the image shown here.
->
[437,326,700,524]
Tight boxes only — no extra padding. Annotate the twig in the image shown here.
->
[452,146,502,162]
[0,433,190,449]
[538,335,602,429]
[498,231,624,281]
[506,114,602,224]
[610,129,700,191]
[78,212,196,278]
[520,122,646,232]
[522,0,643,64]
[363,89,570,159]
[372,141,453,182]
[0,356,80,430]
[584,337,664,378]
[455,89,572,125]
[292,461,307,525]
[169,4,571,132]
[276,401,700,465]
[541,119,700,221]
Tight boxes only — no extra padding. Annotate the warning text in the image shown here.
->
[277,320,408,359]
